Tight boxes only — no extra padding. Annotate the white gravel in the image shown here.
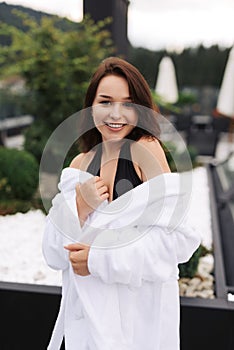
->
[0,209,62,286]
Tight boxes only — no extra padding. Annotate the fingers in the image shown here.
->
[65,245,91,276]
[100,192,109,200]
[64,243,89,251]
[94,176,109,197]
[97,185,109,197]
[94,176,106,189]
[69,251,78,264]
[76,176,109,215]
[87,176,108,192]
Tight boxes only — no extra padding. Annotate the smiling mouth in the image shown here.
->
[104,122,126,129]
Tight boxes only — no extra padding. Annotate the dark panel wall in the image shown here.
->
[0,282,234,350]
[84,0,129,58]
[0,283,62,350]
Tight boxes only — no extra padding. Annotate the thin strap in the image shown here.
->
[119,139,131,158]
[86,143,102,176]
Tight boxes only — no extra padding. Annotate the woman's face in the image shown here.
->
[92,75,138,142]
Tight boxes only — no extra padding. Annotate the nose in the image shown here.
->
[110,102,122,120]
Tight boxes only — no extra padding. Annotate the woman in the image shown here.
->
[43,57,200,349]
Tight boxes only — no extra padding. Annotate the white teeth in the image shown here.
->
[106,123,124,128]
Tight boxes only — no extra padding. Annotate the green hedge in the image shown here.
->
[0,147,39,201]
[179,245,208,278]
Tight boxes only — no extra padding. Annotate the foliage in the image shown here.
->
[179,245,209,278]
[151,90,181,113]
[0,87,25,119]
[129,45,230,89]
[128,46,167,88]
[163,141,198,172]
[23,119,52,163]
[176,91,197,106]
[174,145,199,172]
[0,147,39,201]
[0,195,46,215]
[0,2,79,45]
[162,141,177,171]
[0,198,32,215]
[0,12,114,162]
[151,88,197,115]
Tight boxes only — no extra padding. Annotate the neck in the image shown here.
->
[101,139,124,159]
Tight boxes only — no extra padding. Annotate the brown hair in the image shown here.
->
[78,57,160,152]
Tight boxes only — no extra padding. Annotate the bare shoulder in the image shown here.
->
[133,137,167,160]
[137,137,164,153]
[132,137,171,180]
[69,153,85,169]
[70,151,94,171]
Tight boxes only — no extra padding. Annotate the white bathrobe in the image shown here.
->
[43,168,201,350]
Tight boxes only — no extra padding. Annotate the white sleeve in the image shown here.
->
[173,220,201,264]
[42,168,96,271]
[42,217,69,271]
[42,191,82,271]
[88,224,201,287]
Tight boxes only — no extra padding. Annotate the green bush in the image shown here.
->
[162,141,177,171]
[163,141,199,172]
[0,147,39,200]
[179,245,205,278]
[23,119,51,164]
[0,199,32,215]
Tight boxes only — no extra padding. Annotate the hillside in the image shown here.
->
[0,1,79,45]
[0,2,53,25]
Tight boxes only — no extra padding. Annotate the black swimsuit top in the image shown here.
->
[86,141,143,200]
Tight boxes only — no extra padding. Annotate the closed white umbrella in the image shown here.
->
[217,46,234,143]
[155,56,179,104]
[217,46,234,117]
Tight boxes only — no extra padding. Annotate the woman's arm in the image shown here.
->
[42,216,70,271]
[85,222,200,287]
[64,218,200,285]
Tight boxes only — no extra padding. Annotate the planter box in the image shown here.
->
[180,161,234,350]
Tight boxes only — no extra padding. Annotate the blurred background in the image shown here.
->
[0,1,234,349]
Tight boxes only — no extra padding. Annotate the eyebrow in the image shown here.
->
[97,94,131,100]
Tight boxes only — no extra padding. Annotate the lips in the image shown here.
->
[104,122,126,129]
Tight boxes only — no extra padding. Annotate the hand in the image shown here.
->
[76,176,109,223]
[64,243,90,276]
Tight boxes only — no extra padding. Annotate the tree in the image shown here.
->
[129,45,230,89]
[0,11,113,162]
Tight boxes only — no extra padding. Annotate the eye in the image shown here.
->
[122,101,133,108]
[99,100,111,106]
